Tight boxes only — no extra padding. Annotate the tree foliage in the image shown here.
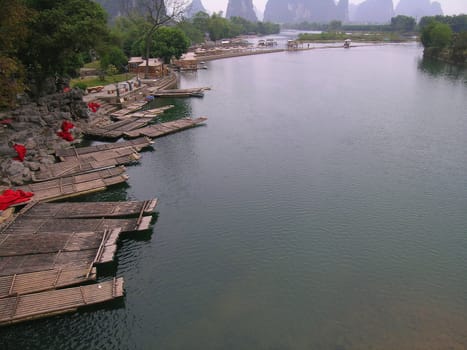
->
[145,26,189,63]
[178,11,280,43]
[20,0,109,80]
[0,0,33,108]
[122,0,187,77]
[391,15,416,32]
[421,21,453,48]
[419,15,467,33]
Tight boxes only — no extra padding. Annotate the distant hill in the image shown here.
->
[353,0,394,23]
[185,0,208,18]
[93,0,167,20]
[263,0,348,24]
[226,0,258,22]
[395,0,443,20]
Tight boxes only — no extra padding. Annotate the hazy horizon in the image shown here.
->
[201,0,467,16]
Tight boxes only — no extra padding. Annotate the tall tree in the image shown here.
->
[123,0,188,78]
[145,26,189,63]
[0,0,33,108]
[19,0,109,93]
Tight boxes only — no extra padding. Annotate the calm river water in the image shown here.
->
[2,43,467,350]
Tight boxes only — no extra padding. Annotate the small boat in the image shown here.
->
[344,39,351,48]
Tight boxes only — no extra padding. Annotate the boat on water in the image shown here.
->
[344,39,351,48]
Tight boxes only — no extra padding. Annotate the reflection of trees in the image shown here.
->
[418,57,467,84]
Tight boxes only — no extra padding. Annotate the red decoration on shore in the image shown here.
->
[57,120,75,141]
[0,189,34,210]
[13,144,26,162]
[87,102,101,113]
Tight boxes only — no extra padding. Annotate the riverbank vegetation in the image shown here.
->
[176,12,280,43]
[0,0,281,109]
[295,16,417,43]
[420,15,467,66]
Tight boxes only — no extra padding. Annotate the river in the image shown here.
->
[1,43,467,350]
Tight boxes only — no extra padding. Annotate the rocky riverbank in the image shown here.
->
[0,89,90,186]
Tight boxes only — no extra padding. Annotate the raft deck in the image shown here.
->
[124,117,208,139]
[0,277,124,326]
[33,148,140,182]
[83,117,154,140]
[113,105,174,121]
[109,101,148,119]
[18,167,128,203]
[55,137,153,161]
[0,267,97,298]
[0,228,122,276]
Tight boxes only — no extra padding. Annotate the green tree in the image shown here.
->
[192,11,210,34]
[122,0,187,77]
[177,20,204,44]
[421,21,453,48]
[391,15,416,32]
[19,0,109,91]
[328,20,342,32]
[100,46,128,73]
[208,13,232,41]
[0,0,33,108]
[144,26,189,64]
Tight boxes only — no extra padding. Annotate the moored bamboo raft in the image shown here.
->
[109,101,148,119]
[0,277,124,326]
[15,199,158,219]
[113,105,175,121]
[83,117,154,140]
[17,167,128,203]
[0,266,97,298]
[151,88,206,98]
[124,117,208,139]
[1,216,153,235]
[33,148,140,182]
[0,228,122,276]
[55,137,153,160]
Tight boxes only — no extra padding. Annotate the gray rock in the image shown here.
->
[6,161,25,176]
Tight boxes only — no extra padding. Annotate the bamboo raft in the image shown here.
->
[83,117,155,140]
[33,148,140,182]
[124,117,208,139]
[151,88,206,98]
[0,198,157,235]
[18,167,128,203]
[109,101,148,119]
[13,199,158,219]
[0,228,122,276]
[55,137,153,160]
[112,105,175,121]
[0,277,124,326]
[1,216,152,235]
[0,266,97,298]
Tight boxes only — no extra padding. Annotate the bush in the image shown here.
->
[73,81,88,91]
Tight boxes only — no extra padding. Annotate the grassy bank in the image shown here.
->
[71,73,136,90]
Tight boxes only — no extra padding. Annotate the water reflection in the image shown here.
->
[418,57,467,83]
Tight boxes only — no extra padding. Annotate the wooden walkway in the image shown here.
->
[33,148,140,182]
[0,277,124,326]
[124,117,208,139]
[55,137,153,160]
[18,167,128,203]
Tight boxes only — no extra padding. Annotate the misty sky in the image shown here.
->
[201,0,467,16]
